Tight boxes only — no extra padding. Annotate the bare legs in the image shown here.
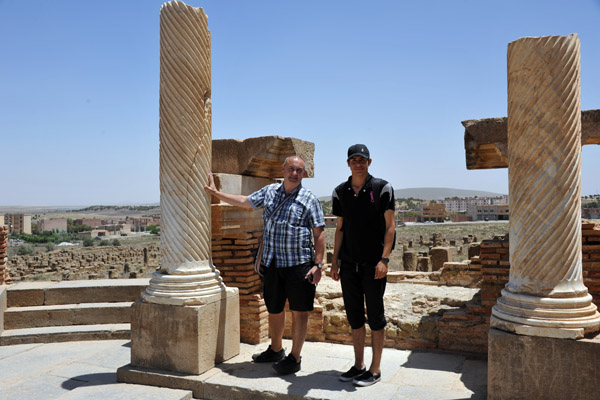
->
[269,311,285,352]
[351,325,384,374]
[268,310,308,363]
[290,311,308,362]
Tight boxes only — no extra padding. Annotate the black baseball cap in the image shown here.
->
[347,144,370,160]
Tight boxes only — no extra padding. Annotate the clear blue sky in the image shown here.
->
[1,0,599,206]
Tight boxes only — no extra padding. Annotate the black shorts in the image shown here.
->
[263,262,316,313]
[340,261,387,331]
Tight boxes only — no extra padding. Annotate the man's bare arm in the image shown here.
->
[375,209,395,279]
[330,217,343,281]
[306,225,326,285]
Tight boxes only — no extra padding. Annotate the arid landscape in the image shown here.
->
[6,211,509,280]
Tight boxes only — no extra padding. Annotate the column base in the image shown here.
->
[129,287,239,375]
[491,288,600,339]
[488,328,600,400]
[142,270,226,306]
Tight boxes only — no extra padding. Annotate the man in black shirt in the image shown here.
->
[331,144,395,387]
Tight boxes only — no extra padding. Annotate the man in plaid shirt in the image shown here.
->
[205,155,325,375]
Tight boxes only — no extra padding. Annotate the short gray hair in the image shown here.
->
[282,155,304,167]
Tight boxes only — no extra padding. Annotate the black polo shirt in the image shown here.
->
[332,174,395,265]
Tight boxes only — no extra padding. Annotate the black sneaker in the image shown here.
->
[353,370,381,387]
[339,366,367,382]
[251,345,285,363]
[272,353,301,375]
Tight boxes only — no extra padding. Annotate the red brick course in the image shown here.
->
[438,221,600,355]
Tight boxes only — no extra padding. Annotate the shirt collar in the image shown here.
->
[277,183,302,197]
[345,174,373,191]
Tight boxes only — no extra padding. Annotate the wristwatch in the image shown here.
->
[315,263,323,269]
[381,257,390,263]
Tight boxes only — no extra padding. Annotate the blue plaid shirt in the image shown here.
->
[248,183,325,268]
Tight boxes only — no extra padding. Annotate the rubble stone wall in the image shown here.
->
[7,246,160,281]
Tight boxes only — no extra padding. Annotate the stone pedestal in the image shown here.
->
[130,289,239,375]
[430,247,452,271]
[488,328,600,400]
[416,256,431,272]
[403,251,417,271]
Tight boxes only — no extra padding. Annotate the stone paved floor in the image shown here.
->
[0,339,487,399]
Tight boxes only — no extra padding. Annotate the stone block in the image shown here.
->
[212,136,315,178]
[6,282,51,307]
[402,251,418,271]
[211,204,263,236]
[212,173,275,203]
[430,247,453,271]
[468,243,481,259]
[416,257,431,272]
[130,288,240,375]
[488,328,600,400]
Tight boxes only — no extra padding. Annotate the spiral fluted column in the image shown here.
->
[490,34,600,338]
[143,0,224,305]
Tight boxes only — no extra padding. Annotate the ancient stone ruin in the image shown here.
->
[464,34,600,400]
[124,0,239,381]
[2,4,600,399]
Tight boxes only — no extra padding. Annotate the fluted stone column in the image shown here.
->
[490,34,600,339]
[142,0,225,306]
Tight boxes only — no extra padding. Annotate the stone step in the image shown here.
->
[0,323,130,346]
[4,302,133,329]
[7,279,149,307]
[56,383,193,400]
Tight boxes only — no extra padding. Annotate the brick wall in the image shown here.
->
[437,220,600,354]
[211,230,269,344]
[583,221,600,306]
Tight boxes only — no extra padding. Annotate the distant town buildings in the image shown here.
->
[73,218,103,228]
[468,204,510,221]
[129,217,160,232]
[422,203,447,223]
[1,214,32,234]
[74,216,160,237]
[393,194,511,223]
[443,195,509,213]
[77,229,110,239]
[37,218,67,233]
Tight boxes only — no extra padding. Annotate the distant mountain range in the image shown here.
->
[319,187,505,202]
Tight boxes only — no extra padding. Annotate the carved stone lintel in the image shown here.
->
[212,136,315,178]
[463,109,600,170]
